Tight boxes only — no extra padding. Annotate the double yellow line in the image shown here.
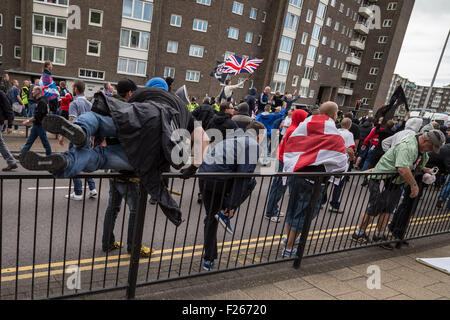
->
[1,212,449,283]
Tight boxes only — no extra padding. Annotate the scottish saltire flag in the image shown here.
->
[283,115,348,174]
[222,55,263,75]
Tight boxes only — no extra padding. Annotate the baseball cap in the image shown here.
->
[117,78,137,95]
[423,130,446,153]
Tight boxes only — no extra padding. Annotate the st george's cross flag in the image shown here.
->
[283,115,349,174]
[222,55,264,75]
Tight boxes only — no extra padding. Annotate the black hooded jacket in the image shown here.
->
[192,104,216,130]
[206,111,238,141]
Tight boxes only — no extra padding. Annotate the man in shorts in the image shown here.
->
[352,130,446,249]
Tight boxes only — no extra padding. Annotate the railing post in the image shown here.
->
[126,182,148,299]
[293,177,323,269]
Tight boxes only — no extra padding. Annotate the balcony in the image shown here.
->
[350,39,365,51]
[345,55,361,66]
[354,22,369,35]
[338,87,354,96]
[358,6,373,18]
[342,71,358,81]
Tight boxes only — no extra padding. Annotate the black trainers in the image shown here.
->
[42,114,87,147]
[328,206,344,214]
[373,234,394,251]
[351,232,369,244]
[19,152,67,173]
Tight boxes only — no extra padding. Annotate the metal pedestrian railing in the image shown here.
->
[0,171,448,300]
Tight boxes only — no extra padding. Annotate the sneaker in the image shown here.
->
[281,247,297,258]
[328,206,344,214]
[203,259,215,271]
[215,212,233,234]
[282,235,301,246]
[264,216,281,223]
[278,211,285,218]
[351,232,369,244]
[88,189,98,199]
[65,192,83,201]
[42,114,87,147]
[127,245,155,257]
[372,234,394,250]
[2,163,18,172]
[103,241,123,253]
[19,151,67,172]
[436,200,443,209]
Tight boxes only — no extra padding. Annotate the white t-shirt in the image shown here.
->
[338,128,355,149]
[281,117,292,136]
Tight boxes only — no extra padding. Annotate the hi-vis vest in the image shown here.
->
[21,86,29,105]
[213,103,220,112]
[187,103,199,112]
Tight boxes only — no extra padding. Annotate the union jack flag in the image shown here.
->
[222,55,263,75]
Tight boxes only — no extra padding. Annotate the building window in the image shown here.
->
[333,59,337,68]
[330,39,335,48]
[186,70,201,82]
[289,0,303,8]
[261,11,267,23]
[285,12,299,31]
[167,40,178,53]
[292,75,299,87]
[79,68,105,80]
[245,32,253,43]
[87,40,101,56]
[250,8,257,20]
[303,66,312,80]
[378,36,388,43]
[280,36,294,53]
[89,9,103,27]
[326,17,332,27]
[317,54,323,63]
[383,19,393,27]
[321,36,327,45]
[0,44,2,57]
[193,19,208,32]
[0,13,3,27]
[33,14,67,38]
[307,45,317,60]
[337,42,342,51]
[224,51,235,60]
[15,16,22,29]
[232,2,244,15]
[276,59,290,75]
[189,45,204,58]
[122,0,153,22]
[369,67,379,75]
[296,54,303,66]
[312,24,321,40]
[228,27,239,40]
[196,0,211,6]
[365,83,375,90]
[330,0,336,7]
[309,89,315,98]
[301,32,308,45]
[339,3,344,13]
[164,67,175,78]
[374,52,384,59]
[300,86,308,97]
[334,21,340,31]
[257,35,263,46]
[326,57,331,66]
[306,10,313,23]
[14,46,21,59]
[387,2,398,10]
[118,57,147,76]
[317,2,326,20]
[32,45,66,65]
[271,81,286,94]
[170,14,182,27]
[120,29,150,50]
[34,0,68,5]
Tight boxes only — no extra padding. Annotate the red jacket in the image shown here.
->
[60,89,73,111]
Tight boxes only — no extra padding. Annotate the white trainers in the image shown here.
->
[65,192,83,201]
[88,189,98,199]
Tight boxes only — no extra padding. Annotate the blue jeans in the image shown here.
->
[102,179,139,252]
[330,178,346,209]
[73,178,96,195]
[53,112,134,178]
[285,177,326,233]
[20,124,52,155]
[265,160,287,217]
[439,176,450,209]
[362,147,375,171]
[27,104,36,118]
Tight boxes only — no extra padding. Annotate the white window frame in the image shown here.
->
[164,67,175,78]
[228,27,239,40]
[317,2,327,20]
[245,32,253,44]
[326,17,332,27]
[301,32,308,45]
[196,0,211,6]
[365,83,375,90]
[321,36,327,45]
[296,54,303,66]
[303,66,312,80]
[122,0,153,22]
[306,9,313,23]
[117,57,147,77]
[15,16,22,30]
[170,14,182,27]
[232,1,244,15]
[78,68,105,81]
[289,0,303,8]
[262,11,267,23]
[312,24,321,40]
[326,57,331,66]
[369,67,379,75]
[193,19,208,32]
[33,0,69,6]
[167,40,178,53]
[0,44,2,57]
[307,45,317,60]
[185,70,201,82]
[0,13,3,27]
[89,9,103,27]
[334,21,340,31]
[189,45,204,58]
[292,75,299,87]
[120,28,150,51]
[276,59,290,75]
[32,14,68,39]
[14,46,21,59]
[31,45,67,66]
[374,52,384,59]
[383,19,393,27]
[86,39,101,57]
[317,54,323,63]
[250,8,257,20]
[280,36,294,53]
[257,35,263,46]
[387,2,398,10]
[378,36,388,43]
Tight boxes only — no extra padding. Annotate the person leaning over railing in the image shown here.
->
[352,130,446,250]
[197,121,265,271]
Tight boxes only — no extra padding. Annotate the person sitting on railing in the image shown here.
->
[197,121,265,271]
[282,102,350,258]
[352,130,446,250]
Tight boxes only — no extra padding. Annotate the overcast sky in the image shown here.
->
[394,0,450,87]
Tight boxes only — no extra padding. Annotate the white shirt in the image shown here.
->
[223,81,246,100]
[281,117,292,136]
[338,128,355,149]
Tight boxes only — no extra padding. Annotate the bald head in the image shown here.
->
[319,101,339,120]
[340,118,352,129]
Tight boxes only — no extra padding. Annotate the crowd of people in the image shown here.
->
[0,60,449,270]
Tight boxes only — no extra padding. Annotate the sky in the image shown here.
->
[394,0,450,87]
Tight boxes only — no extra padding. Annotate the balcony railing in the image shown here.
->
[358,6,373,18]
[345,55,362,66]
[354,22,369,35]
[338,86,354,95]
[342,71,358,81]
[350,39,365,51]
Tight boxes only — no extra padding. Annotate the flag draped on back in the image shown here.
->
[283,115,348,174]
[222,55,263,75]
[210,61,228,84]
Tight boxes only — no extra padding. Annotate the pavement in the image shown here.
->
[1,129,67,155]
